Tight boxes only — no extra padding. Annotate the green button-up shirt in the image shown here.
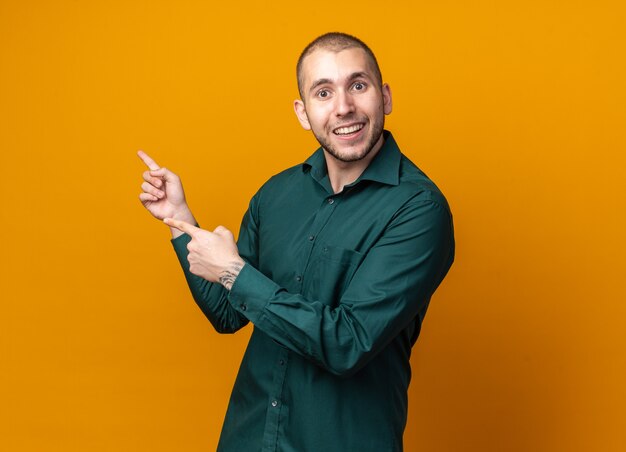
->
[172,131,454,452]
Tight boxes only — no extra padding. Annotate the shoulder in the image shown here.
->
[375,131,450,211]
[253,162,307,198]
[246,161,309,216]
[396,153,450,210]
[267,162,307,187]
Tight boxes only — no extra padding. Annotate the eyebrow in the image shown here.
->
[308,78,333,95]
[308,72,372,95]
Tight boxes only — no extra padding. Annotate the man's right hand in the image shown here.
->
[137,150,196,236]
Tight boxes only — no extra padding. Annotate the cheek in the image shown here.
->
[359,94,383,114]
[311,117,325,130]
[307,105,332,127]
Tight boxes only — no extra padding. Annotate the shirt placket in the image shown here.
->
[261,348,289,451]
[293,195,339,290]
[261,194,340,451]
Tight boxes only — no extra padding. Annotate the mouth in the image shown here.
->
[332,123,365,137]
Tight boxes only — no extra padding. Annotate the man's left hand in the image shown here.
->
[164,218,244,290]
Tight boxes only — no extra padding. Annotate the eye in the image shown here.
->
[317,89,330,99]
[352,82,366,91]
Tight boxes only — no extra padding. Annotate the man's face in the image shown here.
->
[294,47,392,163]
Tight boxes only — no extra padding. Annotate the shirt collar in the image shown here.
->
[302,130,401,188]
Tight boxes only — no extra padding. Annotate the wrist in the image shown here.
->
[169,207,196,239]
[219,257,245,291]
[172,206,195,224]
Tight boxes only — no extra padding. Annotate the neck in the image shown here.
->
[325,136,385,194]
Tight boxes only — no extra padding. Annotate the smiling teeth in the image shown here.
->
[334,124,364,135]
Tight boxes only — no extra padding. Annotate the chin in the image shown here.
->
[327,144,372,163]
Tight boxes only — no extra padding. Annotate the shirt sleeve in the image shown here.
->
[170,195,261,334]
[227,197,455,376]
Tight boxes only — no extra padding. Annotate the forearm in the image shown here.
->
[218,259,245,291]
[228,265,426,376]
[227,200,454,375]
[172,234,249,333]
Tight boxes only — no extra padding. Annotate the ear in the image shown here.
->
[293,99,311,130]
[382,83,392,115]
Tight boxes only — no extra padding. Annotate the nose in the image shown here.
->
[335,90,355,116]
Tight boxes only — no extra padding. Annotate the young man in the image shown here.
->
[138,32,454,452]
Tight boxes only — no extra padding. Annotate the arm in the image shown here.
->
[171,233,249,333]
[167,197,261,333]
[166,200,454,375]
[137,150,248,333]
[173,197,454,376]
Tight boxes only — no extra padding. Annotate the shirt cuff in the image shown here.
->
[228,263,280,324]
[171,233,192,263]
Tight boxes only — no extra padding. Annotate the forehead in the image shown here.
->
[300,47,377,90]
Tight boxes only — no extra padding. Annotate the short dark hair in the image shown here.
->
[296,32,383,99]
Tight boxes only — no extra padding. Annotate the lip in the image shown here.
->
[332,122,366,141]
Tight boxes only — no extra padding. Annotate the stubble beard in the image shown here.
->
[313,112,385,163]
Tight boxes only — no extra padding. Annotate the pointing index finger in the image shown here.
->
[164,218,198,236]
[137,150,160,171]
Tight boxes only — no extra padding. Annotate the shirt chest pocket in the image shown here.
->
[303,244,365,307]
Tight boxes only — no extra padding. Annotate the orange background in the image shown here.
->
[1,1,625,451]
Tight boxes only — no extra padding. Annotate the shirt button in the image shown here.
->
[308,235,315,241]
[271,400,279,407]
[240,304,247,311]
[327,198,334,204]
[295,275,302,282]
